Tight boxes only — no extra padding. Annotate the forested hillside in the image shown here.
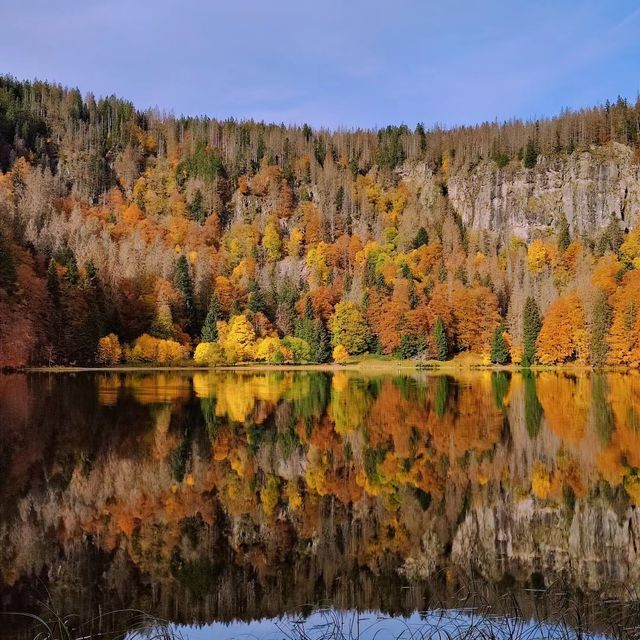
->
[1,76,640,368]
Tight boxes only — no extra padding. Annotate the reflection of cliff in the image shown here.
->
[2,370,640,633]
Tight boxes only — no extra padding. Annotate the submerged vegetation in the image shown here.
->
[2,78,640,368]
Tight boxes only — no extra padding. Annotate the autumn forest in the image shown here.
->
[2,76,640,369]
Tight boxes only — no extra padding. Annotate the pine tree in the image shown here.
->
[412,226,429,249]
[433,317,448,361]
[188,189,206,223]
[490,324,510,364]
[0,235,17,294]
[201,293,221,342]
[247,279,267,315]
[557,213,571,252]
[47,259,61,308]
[175,255,196,332]
[522,296,542,367]
[312,319,331,363]
[523,138,538,169]
[61,249,79,286]
[81,260,105,362]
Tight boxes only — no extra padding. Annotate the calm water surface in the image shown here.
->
[2,370,640,639]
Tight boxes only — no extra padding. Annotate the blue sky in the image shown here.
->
[3,0,640,129]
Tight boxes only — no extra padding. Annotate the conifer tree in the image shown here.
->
[522,296,542,367]
[557,213,571,252]
[201,293,221,342]
[433,317,448,361]
[188,189,206,223]
[412,227,429,249]
[247,279,267,314]
[523,138,538,168]
[490,324,510,364]
[0,235,17,294]
[175,255,196,332]
[312,319,331,363]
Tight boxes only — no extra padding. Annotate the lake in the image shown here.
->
[1,370,640,639]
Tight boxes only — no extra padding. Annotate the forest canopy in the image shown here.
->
[1,75,640,368]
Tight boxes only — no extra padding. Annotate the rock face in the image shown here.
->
[402,143,640,238]
[452,498,640,595]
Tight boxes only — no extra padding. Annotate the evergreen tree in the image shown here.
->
[201,293,221,342]
[0,235,17,294]
[82,260,105,361]
[557,213,571,252]
[523,138,538,169]
[590,291,611,368]
[175,255,197,332]
[312,319,331,363]
[490,324,510,364]
[433,317,448,361]
[412,226,429,249]
[47,259,61,308]
[62,249,79,285]
[46,259,63,359]
[522,296,542,367]
[188,189,207,223]
[247,279,267,314]
[398,334,420,359]
[408,280,419,309]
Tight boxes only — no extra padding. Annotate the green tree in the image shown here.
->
[523,138,538,169]
[0,235,17,294]
[188,189,207,223]
[175,255,197,332]
[433,316,448,361]
[412,226,429,249]
[312,319,331,363]
[522,296,541,367]
[490,324,510,364]
[201,293,221,342]
[247,279,267,314]
[557,213,571,252]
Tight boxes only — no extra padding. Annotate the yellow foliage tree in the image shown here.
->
[329,302,369,355]
[96,334,122,365]
[262,221,282,262]
[620,228,640,269]
[193,342,226,366]
[129,334,189,363]
[222,314,256,363]
[333,344,349,363]
[536,293,588,364]
[527,240,554,274]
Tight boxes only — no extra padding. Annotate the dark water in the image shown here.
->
[1,370,640,639]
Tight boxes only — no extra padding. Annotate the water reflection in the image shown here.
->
[1,370,640,638]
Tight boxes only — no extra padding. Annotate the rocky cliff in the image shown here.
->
[402,142,640,239]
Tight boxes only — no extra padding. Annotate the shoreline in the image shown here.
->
[5,360,636,375]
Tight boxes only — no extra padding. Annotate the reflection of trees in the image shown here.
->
[5,370,640,628]
[523,371,543,438]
